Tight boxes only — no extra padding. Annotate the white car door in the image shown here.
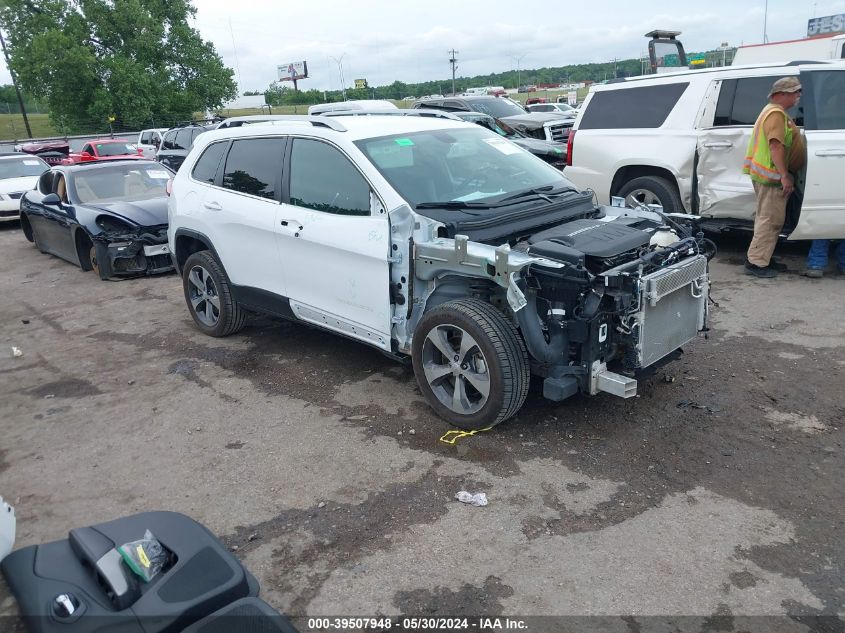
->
[276,137,392,349]
[696,74,799,222]
[790,67,845,239]
[201,137,288,297]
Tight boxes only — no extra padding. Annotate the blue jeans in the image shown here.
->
[806,240,845,270]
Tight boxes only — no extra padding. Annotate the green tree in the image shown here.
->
[0,0,237,132]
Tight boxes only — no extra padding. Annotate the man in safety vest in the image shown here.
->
[743,76,806,278]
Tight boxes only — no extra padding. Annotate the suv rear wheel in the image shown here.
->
[617,175,682,214]
[411,299,530,430]
[182,251,246,337]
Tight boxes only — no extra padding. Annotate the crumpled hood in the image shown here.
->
[87,197,168,228]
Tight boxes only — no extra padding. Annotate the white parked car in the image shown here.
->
[168,114,711,428]
[0,153,49,222]
[307,100,398,115]
[136,128,168,159]
[565,61,845,239]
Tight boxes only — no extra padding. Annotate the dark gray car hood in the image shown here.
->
[87,197,168,228]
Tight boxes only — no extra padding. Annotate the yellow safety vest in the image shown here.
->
[742,103,793,186]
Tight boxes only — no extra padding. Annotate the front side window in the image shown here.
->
[289,139,370,216]
[803,70,845,130]
[221,138,283,199]
[579,83,689,129]
[192,141,228,185]
[140,132,152,144]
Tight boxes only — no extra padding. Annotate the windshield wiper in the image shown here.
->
[495,184,576,204]
[415,200,494,209]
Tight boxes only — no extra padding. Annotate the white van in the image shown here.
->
[565,61,845,240]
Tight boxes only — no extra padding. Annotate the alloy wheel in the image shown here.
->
[420,324,491,415]
[187,265,221,327]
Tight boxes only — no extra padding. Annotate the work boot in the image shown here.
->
[802,268,824,278]
[768,258,788,272]
[745,261,777,278]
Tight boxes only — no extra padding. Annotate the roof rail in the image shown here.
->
[321,109,462,121]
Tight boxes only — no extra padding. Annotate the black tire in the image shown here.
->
[411,299,530,430]
[19,213,34,243]
[182,250,246,337]
[616,175,683,214]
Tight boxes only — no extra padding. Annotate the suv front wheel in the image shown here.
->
[411,299,530,430]
[182,251,246,337]
[617,175,682,214]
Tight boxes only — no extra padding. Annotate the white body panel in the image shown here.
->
[276,203,392,348]
[0,496,15,562]
[568,62,845,238]
[733,35,845,65]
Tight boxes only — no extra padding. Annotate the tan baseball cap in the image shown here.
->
[769,77,802,98]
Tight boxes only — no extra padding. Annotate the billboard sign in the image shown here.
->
[278,61,308,82]
[354,78,368,89]
[807,14,845,36]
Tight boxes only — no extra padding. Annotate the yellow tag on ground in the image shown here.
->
[136,545,151,568]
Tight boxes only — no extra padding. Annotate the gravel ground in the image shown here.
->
[0,219,842,632]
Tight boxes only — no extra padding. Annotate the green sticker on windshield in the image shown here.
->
[395,138,415,147]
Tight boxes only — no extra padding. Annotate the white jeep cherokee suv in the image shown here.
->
[565,61,845,240]
[168,114,711,428]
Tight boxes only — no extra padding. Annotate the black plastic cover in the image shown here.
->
[528,218,650,259]
[1,511,258,633]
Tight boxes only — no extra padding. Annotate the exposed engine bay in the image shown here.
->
[410,199,713,403]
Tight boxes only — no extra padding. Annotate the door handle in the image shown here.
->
[702,141,733,148]
[202,201,222,211]
[814,150,845,157]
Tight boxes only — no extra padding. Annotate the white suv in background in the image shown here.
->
[565,61,845,240]
[167,114,711,429]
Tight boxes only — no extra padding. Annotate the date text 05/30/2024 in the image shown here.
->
[306,617,529,631]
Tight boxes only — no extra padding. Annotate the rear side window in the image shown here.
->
[221,138,284,200]
[579,83,689,129]
[713,76,801,126]
[191,142,227,185]
[803,70,845,130]
[289,139,370,216]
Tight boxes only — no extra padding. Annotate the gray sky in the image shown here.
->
[3,0,845,92]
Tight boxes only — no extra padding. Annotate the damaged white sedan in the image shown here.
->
[169,114,712,429]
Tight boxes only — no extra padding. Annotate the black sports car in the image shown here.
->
[19,160,174,279]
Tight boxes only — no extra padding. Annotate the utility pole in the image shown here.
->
[330,54,347,101]
[763,0,769,43]
[448,49,458,96]
[512,53,527,90]
[0,28,32,138]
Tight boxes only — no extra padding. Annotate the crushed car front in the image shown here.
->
[354,121,710,402]
[69,162,174,278]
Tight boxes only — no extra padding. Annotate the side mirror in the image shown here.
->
[80,151,93,159]
[42,193,62,206]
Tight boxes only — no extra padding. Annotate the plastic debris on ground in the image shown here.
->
[11,347,22,358]
[455,491,488,507]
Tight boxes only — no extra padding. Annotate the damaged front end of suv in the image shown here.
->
[388,188,711,428]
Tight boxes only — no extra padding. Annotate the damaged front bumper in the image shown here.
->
[92,225,174,279]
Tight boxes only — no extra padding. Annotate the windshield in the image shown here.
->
[71,164,171,204]
[464,98,525,118]
[0,157,48,179]
[94,143,138,157]
[355,127,574,208]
